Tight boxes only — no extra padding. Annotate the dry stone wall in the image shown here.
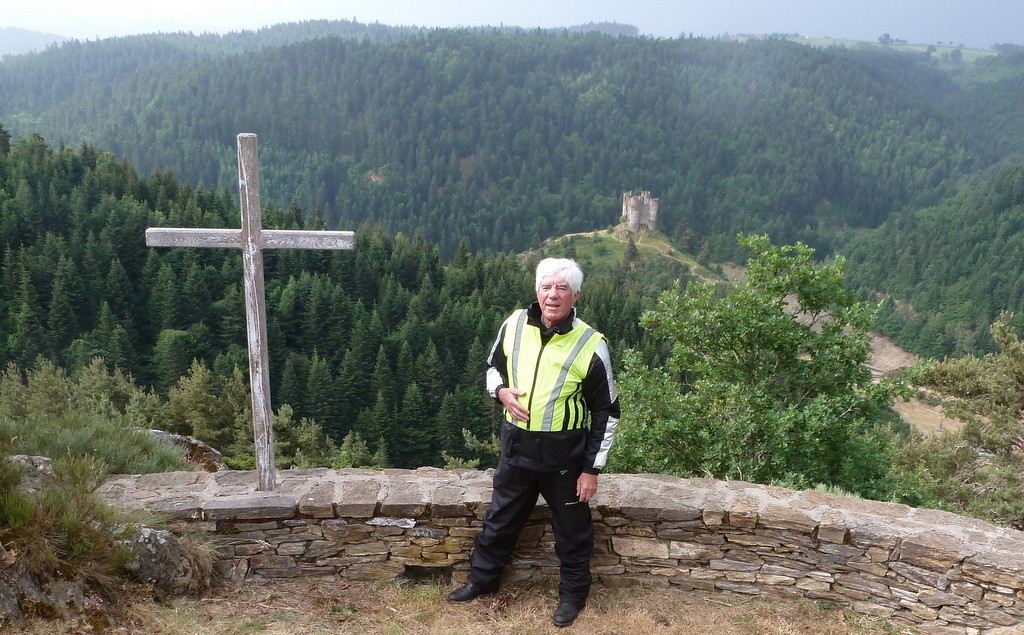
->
[99,467,1024,633]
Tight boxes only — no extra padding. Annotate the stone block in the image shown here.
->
[391,545,423,558]
[937,605,992,629]
[817,509,849,544]
[845,561,888,577]
[346,541,391,557]
[656,528,696,541]
[851,601,895,618]
[341,561,405,580]
[621,525,657,538]
[949,581,984,602]
[918,590,969,608]
[898,599,940,621]
[271,529,322,544]
[233,521,280,531]
[835,586,871,601]
[304,542,344,559]
[976,608,1021,627]
[961,551,1024,590]
[601,575,669,589]
[372,526,405,537]
[848,523,898,550]
[759,529,816,548]
[984,591,1017,608]
[249,555,296,569]
[759,504,816,533]
[668,541,724,561]
[835,573,892,598]
[761,584,805,599]
[613,536,670,560]
[710,558,761,572]
[297,483,336,518]
[795,578,831,593]
[137,471,208,489]
[761,564,809,578]
[899,533,965,572]
[148,498,205,520]
[757,574,797,585]
[818,543,867,564]
[429,485,469,518]
[411,538,440,547]
[715,580,761,595]
[620,506,661,522]
[234,543,269,556]
[336,480,380,518]
[203,496,296,521]
[516,524,546,543]
[889,561,951,590]
[448,527,482,538]
[276,542,311,556]
[727,502,758,528]
[724,533,781,547]
[702,510,725,526]
[322,520,373,543]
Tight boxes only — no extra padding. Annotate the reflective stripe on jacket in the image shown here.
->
[502,308,605,432]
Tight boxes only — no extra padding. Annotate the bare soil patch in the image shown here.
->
[29,578,914,634]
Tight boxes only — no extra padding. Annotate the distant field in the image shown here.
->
[732,34,997,65]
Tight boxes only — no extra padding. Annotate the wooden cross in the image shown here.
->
[145,133,355,491]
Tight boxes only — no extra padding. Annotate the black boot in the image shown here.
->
[552,602,582,627]
[446,582,497,603]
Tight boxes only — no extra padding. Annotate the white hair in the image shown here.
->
[535,258,584,294]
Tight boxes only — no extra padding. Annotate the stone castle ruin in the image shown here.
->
[623,190,658,233]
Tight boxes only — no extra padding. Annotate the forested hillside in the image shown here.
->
[845,161,1024,357]
[0,133,682,468]
[3,24,1021,261]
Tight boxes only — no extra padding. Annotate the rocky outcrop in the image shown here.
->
[5,455,54,493]
[99,467,1024,633]
[0,455,215,627]
[122,525,214,597]
[147,430,227,472]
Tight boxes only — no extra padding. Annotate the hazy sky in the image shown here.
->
[3,0,1022,49]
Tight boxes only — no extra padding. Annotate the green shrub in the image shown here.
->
[0,359,185,474]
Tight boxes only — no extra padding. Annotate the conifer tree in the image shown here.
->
[397,383,433,467]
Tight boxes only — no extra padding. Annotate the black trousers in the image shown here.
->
[467,456,594,607]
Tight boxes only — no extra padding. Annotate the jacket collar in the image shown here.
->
[527,301,576,336]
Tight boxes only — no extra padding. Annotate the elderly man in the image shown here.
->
[447,257,620,628]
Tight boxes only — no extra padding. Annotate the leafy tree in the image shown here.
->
[610,235,905,496]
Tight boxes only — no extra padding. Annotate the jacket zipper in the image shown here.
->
[526,338,549,430]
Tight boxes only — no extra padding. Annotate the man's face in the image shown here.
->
[536,274,579,327]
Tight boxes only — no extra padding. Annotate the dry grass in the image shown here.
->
[20,577,918,634]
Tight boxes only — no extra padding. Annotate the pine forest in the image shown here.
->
[2,22,1024,528]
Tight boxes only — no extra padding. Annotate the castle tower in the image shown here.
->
[623,191,658,233]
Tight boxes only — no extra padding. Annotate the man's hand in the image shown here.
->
[576,472,598,503]
[497,387,529,422]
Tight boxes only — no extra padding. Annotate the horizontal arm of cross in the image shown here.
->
[145,228,356,250]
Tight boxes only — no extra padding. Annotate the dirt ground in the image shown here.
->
[54,577,917,635]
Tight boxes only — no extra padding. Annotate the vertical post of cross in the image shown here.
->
[237,133,276,491]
